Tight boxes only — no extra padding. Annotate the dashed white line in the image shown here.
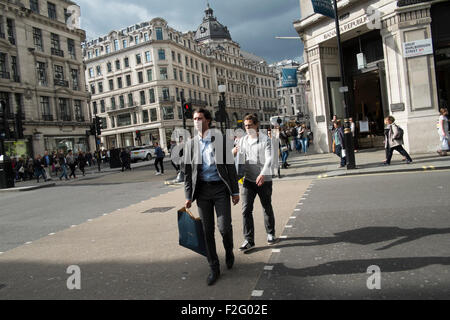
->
[264,266,274,271]
[280,235,288,239]
[25,241,32,245]
[48,233,55,236]
[289,216,296,219]
[285,225,293,228]
[251,290,264,297]
[272,249,281,253]
[70,225,77,228]
[294,209,301,211]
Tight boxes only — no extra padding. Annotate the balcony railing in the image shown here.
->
[159,96,175,103]
[51,48,64,57]
[43,114,54,121]
[0,71,10,79]
[54,78,69,87]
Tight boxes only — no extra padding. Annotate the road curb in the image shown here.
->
[320,165,450,179]
[0,183,56,192]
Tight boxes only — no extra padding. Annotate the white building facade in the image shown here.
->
[0,0,90,158]
[294,0,449,153]
[83,6,278,151]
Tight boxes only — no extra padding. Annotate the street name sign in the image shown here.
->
[311,0,335,19]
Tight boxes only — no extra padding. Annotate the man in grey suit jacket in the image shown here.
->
[184,108,240,286]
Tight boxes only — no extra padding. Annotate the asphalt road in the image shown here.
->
[252,170,450,300]
[0,164,178,253]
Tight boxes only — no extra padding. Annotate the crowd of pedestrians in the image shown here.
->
[11,150,98,183]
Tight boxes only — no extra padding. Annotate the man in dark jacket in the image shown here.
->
[184,108,240,286]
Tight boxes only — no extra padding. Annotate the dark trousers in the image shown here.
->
[69,164,76,178]
[154,157,164,173]
[196,182,233,269]
[241,179,275,243]
[386,145,412,164]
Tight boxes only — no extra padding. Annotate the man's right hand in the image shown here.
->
[185,200,192,209]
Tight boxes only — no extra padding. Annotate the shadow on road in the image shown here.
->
[247,226,450,253]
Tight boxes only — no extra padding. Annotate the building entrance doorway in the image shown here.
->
[351,70,386,149]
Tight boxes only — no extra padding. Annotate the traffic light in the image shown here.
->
[95,116,102,136]
[135,130,141,139]
[183,102,192,119]
[89,123,96,135]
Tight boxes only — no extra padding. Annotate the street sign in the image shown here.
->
[403,38,433,58]
[311,0,335,19]
[281,68,298,88]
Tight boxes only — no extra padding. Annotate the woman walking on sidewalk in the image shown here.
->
[66,150,77,179]
[383,116,412,165]
[58,150,69,180]
[437,108,449,156]
[332,120,346,168]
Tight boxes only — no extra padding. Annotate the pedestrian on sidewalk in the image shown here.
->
[299,123,309,155]
[43,150,52,180]
[153,142,165,175]
[349,118,359,153]
[120,148,131,172]
[16,157,25,181]
[383,116,412,165]
[33,154,48,183]
[332,120,347,168]
[169,140,181,173]
[77,151,86,176]
[58,150,69,180]
[280,126,290,169]
[437,108,449,156]
[184,108,240,286]
[233,114,277,252]
[66,150,77,178]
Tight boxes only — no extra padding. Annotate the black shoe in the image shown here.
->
[406,159,412,164]
[226,251,235,270]
[207,268,220,286]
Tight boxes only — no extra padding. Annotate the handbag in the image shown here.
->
[442,137,449,151]
[341,149,346,158]
[281,145,288,153]
[177,207,207,257]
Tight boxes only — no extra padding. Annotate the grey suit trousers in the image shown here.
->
[196,181,233,269]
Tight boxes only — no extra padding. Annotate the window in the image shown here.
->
[117,77,122,89]
[108,79,114,91]
[107,62,112,72]
[74,100,83,121]
[95,49,99,57]
[178,53,181,63]
[90,83,95,94]
[36,61,47,85]
[136,53,142,65]
[98,82,103,93]
[140,91,146,105]
[96,65,101,76]
[179,70,183,82]
[158,49,165,60]
[92,101,97,114]
[100,100,105,113]
[54,64,64,80]
[114,39,119,51]
[47,2,57,20]
[147,69,153,81]
[173,68,177,81]
[110,97,116,109]
[51,33,60,50]
[186,72,190,84]
[68,39,76,59]
[162,87,170,100]
[149,88,155,103]
[110,116,115,128]
[105,45,110,54]
[160,67,168,80]
[142,110,149,123]
[117,113,131,127]
[30,0,39,13]
[135,36,139,44]
[115,60,120,70]
[40,96,51,117]
[150,108,157,122]
[145,51,151,63]
[138,71,143,84]
[71,69,79,90]
[126,74,131,86]
[171,51,176,61]
[124,57,129,68]
[59,98,70,121]
[163,107,174,120]
[119,95,125,108]
[122,39,127,48]
[33,27,43,51]
[144,33,149,42]
[156,27,163,40]
[127,93,133,106]
[7,19,15,45]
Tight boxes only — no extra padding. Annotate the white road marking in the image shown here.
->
[264,266,274,271]
[48,233,55,236]
[285,225,293,228]
[25,241,32,245]
[272,249,281,253]
[280,235,288,239]
[251,290,264,297]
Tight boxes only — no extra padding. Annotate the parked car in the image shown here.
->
[130,146,156,162]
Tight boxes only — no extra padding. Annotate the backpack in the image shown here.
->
[394,125,404,140]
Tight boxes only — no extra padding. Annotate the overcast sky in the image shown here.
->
[76,0,304,64]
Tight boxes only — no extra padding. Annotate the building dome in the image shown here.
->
[194,4,232,43]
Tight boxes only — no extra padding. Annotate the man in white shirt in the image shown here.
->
[233,114,277,252]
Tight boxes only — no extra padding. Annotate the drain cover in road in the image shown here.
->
[142,207,175,214]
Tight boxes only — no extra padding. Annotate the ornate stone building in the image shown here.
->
[294,0,449,153]
[83,5,278,150]
[0,0,90,158]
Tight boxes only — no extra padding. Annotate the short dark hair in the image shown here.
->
[244,114,259,125]
[193,108,212,126]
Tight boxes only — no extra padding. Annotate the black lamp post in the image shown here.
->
[332,0,356,169]
[218,85,227,132]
